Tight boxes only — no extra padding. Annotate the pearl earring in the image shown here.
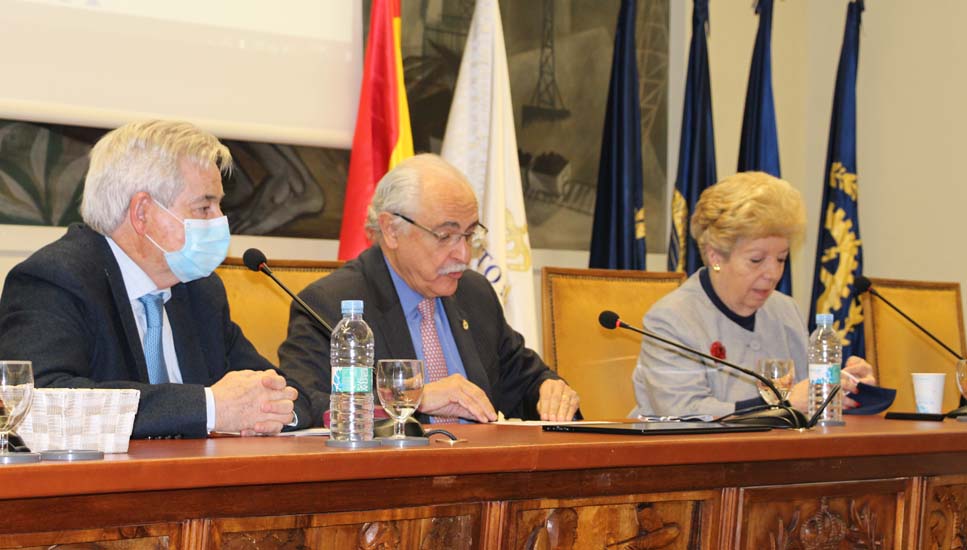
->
[712,264,721,272]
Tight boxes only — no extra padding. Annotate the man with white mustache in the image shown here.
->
[280,154,579,424]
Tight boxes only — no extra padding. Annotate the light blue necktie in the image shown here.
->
[138,294,169,384]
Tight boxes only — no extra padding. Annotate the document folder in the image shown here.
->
[543,421,772,436]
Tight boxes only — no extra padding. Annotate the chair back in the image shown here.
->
[860,277,966,412]
[542,267,685,419]
[216,257,342,365]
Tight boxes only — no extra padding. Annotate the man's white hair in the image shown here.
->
[80,120,232,235]
[364,153,472,242]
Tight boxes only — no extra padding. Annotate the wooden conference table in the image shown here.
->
[1,416,967,549]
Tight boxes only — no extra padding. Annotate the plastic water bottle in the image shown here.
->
[808,313,845,426]
[329,300,375,442]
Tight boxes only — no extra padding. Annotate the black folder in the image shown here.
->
[542,421,772,436]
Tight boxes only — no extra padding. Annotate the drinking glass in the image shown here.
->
[955,359,967,421]
[376,359,427,446]
[755,358,795,405]
[0,361,39,464]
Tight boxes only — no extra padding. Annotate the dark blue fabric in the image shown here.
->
[737,0,780,178]
[668,0,716,275]
[808,0,866,359]
[844,382,896,415]
[737,0,792,296]
[699,268,756,332]
[589,0,646,270]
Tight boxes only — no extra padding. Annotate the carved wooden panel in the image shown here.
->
[922,474,967,550]
[503,490,721,549]
[0,522,184,549]
[207,504,479,549]
[736,478,911,550]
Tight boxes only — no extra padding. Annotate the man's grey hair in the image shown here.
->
[365,153,471,242]
[80,120,232,235]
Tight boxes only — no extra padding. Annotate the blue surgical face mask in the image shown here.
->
[146,199,231,283]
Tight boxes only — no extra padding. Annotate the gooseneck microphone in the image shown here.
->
[243,248,333,335]
[855,276,967,416]
[855,276,964,361]
[598,310,812,429]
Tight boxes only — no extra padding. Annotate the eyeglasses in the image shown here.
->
[392,212,489,250]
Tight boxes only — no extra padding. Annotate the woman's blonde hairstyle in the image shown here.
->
[690,171,806,263]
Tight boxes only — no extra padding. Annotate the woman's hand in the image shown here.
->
[787,357,876,412]
[787,378,810,412]
[841,356,876,408]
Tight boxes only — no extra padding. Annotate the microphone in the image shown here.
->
[855,276,964,361]
[598,310,813,429]
[242,250,418,438]
[243,248,333,335]
[855,276,967,416]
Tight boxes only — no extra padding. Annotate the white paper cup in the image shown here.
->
[912,373,946,414]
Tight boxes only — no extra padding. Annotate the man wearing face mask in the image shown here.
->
[0,120,307,439]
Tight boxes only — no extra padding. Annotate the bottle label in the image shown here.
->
[808,363,841,384]
[332,366,372,393]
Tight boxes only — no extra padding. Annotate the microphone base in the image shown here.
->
[326,438,382,449]
[946,404,967,418]
[814,419,846,427]
[377,436,430,447]
[724,405,809,430]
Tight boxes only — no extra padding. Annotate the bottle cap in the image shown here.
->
[815,313,834,326]
[341,300,364,315]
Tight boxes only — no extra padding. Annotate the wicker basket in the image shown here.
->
[18,388,140,453]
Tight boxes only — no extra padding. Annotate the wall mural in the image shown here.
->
[0,119,348,239]
[0,121,93,227]
[0,0,668,252]
[401,0,668,251]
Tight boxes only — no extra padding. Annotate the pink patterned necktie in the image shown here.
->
[418,298,456,423]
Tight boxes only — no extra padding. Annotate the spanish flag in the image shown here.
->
[338,0,413,260]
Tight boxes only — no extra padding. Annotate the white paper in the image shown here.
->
[494,419,618,427]
[274,427,331,437]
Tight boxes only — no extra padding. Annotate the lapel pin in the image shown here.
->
[462,320,469,330]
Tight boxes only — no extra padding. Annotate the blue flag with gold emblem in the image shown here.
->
[590,0,645,270]
[809,0,864,358]
[668,0,716,275]
[738,0,793,296]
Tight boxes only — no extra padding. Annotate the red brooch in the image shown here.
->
[710,341,727,360]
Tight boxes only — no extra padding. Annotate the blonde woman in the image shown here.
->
[633,172,874,418]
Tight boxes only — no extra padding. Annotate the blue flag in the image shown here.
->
[589,0,645,270]
[809,0,865,358]
[737,0,792,296]
[668,0,716,275]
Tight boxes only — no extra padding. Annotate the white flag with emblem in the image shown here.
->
[441,0,537,347]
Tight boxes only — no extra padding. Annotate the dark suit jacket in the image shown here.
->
[279,245,559,424]
[0,224,309,438]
